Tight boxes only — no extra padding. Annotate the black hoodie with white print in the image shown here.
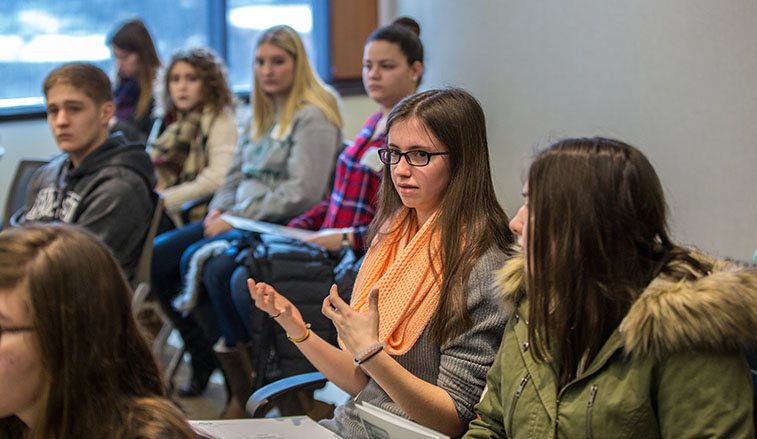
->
[23,133,156,280]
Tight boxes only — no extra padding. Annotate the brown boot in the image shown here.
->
[214,340,255,419]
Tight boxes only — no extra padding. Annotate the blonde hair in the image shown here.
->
[251,25,342,140]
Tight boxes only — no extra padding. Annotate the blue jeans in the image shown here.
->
[152,221,204,297]
[204,253,254,345]
[150,221,243,366]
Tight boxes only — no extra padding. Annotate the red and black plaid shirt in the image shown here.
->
[288,112,384,251]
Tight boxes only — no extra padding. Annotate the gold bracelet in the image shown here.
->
[287,323,311,343]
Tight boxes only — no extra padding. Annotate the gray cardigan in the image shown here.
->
[208,104,342,223]
[321,248,508,439]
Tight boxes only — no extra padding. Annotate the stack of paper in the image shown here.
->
[356,402,450,439]
[221,214,317,241]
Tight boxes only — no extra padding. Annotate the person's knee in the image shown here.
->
[150,238,176,283]
[203,253,237,298]
[230,266,252,310]
[153,222,203,278]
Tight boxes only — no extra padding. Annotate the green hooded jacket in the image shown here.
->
[465,251,757,439]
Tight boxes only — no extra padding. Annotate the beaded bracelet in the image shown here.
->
[357,346,383,365]
[354,341,386,365]
[287,323,311,343]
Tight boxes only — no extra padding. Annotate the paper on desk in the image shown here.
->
[191,416,341,439]
[221,214,317,241]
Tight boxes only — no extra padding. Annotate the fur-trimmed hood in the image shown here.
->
[496,249,757,358]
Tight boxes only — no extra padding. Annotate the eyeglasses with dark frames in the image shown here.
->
[0,326,34,339]
[377,148,449,167]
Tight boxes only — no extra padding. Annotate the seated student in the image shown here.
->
[465,137,757,438]
[20,62,155,281]
[201,16,426,417]
[150,47,237,225]
[0,224,206,438]
[108,18,161,142]
[250,88,514,438]
[150,24,343,399]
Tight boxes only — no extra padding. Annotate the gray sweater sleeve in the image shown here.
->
[437,249,508,425]
[225,105,341,222]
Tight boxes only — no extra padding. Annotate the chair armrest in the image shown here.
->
[246,372,327,418]
[9,207,25,228]
[179,194,213,225]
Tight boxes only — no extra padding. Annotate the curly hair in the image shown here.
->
[155,47,234,118]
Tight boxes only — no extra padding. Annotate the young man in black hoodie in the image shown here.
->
[22,62,156,280]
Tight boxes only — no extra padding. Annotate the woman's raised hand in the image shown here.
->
[248,278,308,340]
[322,286,380,356]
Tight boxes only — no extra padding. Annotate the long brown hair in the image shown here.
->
[117,397,212,439]
[251,25,342,140]
[157,46,234,118]
[109,18,161,120]
[0,225,167,438]
[370,88,513,345]
[525,137,703,386]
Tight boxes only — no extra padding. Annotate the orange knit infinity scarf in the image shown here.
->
[344,209,442,355]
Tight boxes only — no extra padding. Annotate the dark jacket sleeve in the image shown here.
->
[22,167,47,218]
[73,168,154,280]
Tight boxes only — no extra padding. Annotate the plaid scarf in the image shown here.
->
[150,108,204,190]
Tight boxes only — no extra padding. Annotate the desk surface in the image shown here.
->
[191,416,341,439]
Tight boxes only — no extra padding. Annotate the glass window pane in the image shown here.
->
[0,0,210,113]
[226,0,317,93]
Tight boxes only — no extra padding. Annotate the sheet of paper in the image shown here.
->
[191,416,342,439]
[356,403,449,439]
[221,214,318,241]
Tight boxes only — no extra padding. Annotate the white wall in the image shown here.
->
[343,94,379,141]
[394,0,757,260]
[0,119,59,218]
